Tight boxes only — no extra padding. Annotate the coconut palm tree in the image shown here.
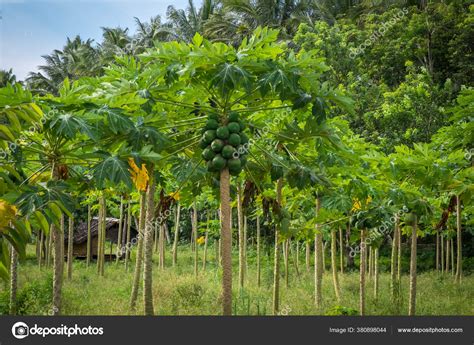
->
[26,36,101,95]
[167,0,216,42]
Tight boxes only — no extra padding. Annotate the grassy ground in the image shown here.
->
[0,244,472,315]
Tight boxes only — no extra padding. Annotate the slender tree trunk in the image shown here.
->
[374,248,379,302]
[295,241,300,274]
[322,241,327,273]
[67,216,74,280]
[193,202,198,277]
[35,231,41,265]
[97,199,103,274]
[86,204,92,267]
[256,214,261,287]
[143,170,156,315]
[339,227,344,274]
[244,215,248,282]
[130,192,146,310]
[314,197,323,310]
[359,229,367,316]
[52,219,63,315]
[116,196,124,264]
[305,242,310,272]
[397,228,402,282]
[125,200,132,271]
[441,233,444,274]
[202,211,209,270]
[445,237,450,272]
[391,215,400,303]
[450,239,455,276]
[272,178,283,314]
[154,221,159,254]
[9,245,18,315]
[220,168,232,315]
[408,218,418,316]
[435,230,439,272]
[46,229,52,268]
[237,183,245,289]
[368,247,372,280]
[38,231,44,268]
[345,221,354,269]
[455,195,462,282]
[284,239,289,288]
[98,195,106,276]
[159,224,165,269]
[172,203,181,266]
[331,229,341,302]
[215,239,219,268]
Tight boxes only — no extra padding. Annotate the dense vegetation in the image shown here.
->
[0,0,472,316]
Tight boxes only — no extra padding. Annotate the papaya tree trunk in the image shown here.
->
[202,211,209,270]
[339,227,344,274]
[305,242,310,272]
[345,221,354,269]
[445,237,450,272]
[143,170,156,315]
[9,245,18,315]
[272,177,283,315]
[193,202,198,276]
[455,195,462,282]
[284,238,289,288]
[408,218,417,316]
[435,230,439,272]
[172,203,181,266]
[256,214,261,287]
[368,246,373,280]
[86,204,92,267]
[159,224,165,269]
[314,197,323,310]
[52,218,63,315]
[116,196,124,264]
[125,200,132,271]
[38,231,44,268]
[391,214,400,303]
[244,215,248,281]
[154,221,159,254]
[450,239,455,276]
[220,168,232,315]
[441,233,444,274]
[397,228,402,282]
[331,229,341,302]
[130,191,146,310]
[67,216,74,280]
[359,229,367,316]
[374,248,379,302]
[46,229,52,268]
[237,183,244,289]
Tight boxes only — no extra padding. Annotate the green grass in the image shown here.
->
[0,244,472,315]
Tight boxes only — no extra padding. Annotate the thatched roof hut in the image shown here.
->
[65,217,138,259]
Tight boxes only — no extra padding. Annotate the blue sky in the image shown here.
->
[0,0,190,81]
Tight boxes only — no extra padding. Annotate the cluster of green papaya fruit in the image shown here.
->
[200,112,249,175]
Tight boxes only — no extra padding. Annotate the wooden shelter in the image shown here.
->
[65,217,138,260]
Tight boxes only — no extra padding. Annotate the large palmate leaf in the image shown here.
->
[97,106,134,135]
[210,63,252,96]
[48,113,96,140]
[92,155,132,189]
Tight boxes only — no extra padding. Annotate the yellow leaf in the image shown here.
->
[129,158,149,192]
[169,191,180,201]
[196,236,206,245]
[351,198,361,212]
[0,199,17,229]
